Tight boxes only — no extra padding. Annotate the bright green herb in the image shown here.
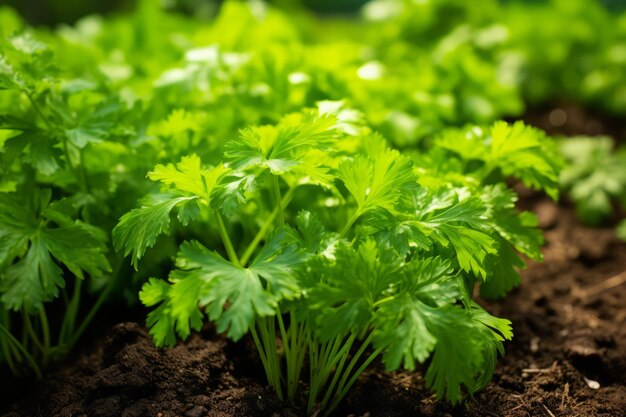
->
[115,105,560,414]
[560,136,626,240]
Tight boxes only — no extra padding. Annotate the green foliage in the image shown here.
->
[1,0,600,412]
[115,106,557,413]
[560,137,626,226]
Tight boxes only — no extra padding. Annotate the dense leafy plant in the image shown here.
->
[0,4,612,414]
[0,26,168,375]
[114,103,560,414]
[560,136,626,239]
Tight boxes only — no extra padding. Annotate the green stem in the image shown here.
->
[59,277,83,345]
[324,348,382,417]
[22,312,45,356]
[307,333,356,414]
[0,323,43,379]
[278,310,306,401]
[215,212,241,266]
[25,92,53,130]
[0,311,19,375]
[68,261,124,348]
[253,317,284,400]
[271,175,284,225]
[289,314,306,400]
[239,186,296,266]
[334,333,374,396]
[340,209,362,238]
[38,306,51,366]
[318,335,357,411]
[372,295,395,307]
[251,324,280,397]
[78,148,91,198]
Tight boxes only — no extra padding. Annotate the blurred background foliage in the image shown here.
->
[7,0,625,27]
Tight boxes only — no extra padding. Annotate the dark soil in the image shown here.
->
[2,201,625,417]
[521,103,626,141]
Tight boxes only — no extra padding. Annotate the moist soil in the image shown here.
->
[2,203,625,417]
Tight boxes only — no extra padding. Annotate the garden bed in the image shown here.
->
[2,200,625,417]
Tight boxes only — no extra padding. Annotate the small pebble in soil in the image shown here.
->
[534,201,558,229]
[185,405,208,417]
[584,376,601,390]
[549,108,567,127]
[530,337,540,353]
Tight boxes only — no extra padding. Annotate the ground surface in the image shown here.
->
[2,106,626,417]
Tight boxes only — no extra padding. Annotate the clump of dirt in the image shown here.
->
[1,323,292,417]
[2,202,625,417]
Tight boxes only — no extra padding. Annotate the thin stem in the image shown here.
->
[38,306,51,366]
[78,149,90,195]
[271,175,284,225]
[251,323,281,398]
[318,335,357,410]
[307,334,356,414]
[334,333,374,396]
[68,260,124,348]
[0,339,19,375]
[239,186,296,266]
[0,311,19,375]
[372,295,394,307]
[59,277,83,345]
[324,348,383,417]
[276,310,290,357]
[25,92,53,130]
[0,323,42,378]
[254,317,284,400]
[215,212,241,266]
[281,310,306,401]
[340,209,362,238]
[22,312,45,355]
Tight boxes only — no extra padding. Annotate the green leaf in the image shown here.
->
[0,189,110,310]
[148,154,228,199]
[43,223,110,279]
[112,196,198,269]
[143,227,307,343]
[423,305,485,403]
[141,275,205,347]
[560,137,626,225]
[303,240,403,341]
[375,293,438,370]
[293,210,337,254]
[410,188,497,278]
[479,237,524,299]
[469,303,513,392]
[374,257,457,370]
[363,207,431,256]
[211,172,255,218]
[224,112,338,175]
[489,122,562,199]
[1,234,63,311]
[480,184,543,260]
[338,145,417,216]
[436,122,562,199]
